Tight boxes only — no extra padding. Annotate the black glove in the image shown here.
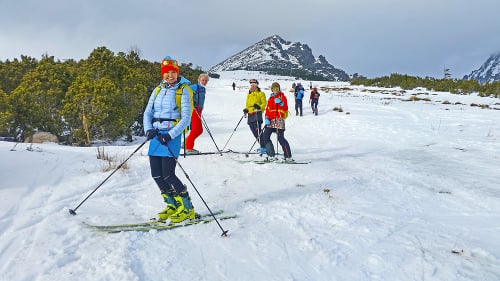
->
[145,129,158,140]
[158,133,171,145]
[243,108,249,114]
[253,103,261,110]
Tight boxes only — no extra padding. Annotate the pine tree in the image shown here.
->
[0,88,11,136]
[8,55,74,140]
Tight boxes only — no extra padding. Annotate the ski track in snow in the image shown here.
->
[1,72,499,280]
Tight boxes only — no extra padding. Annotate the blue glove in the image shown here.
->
[158,133,172,145]
[145,129,158,140]
[274,97,282,104]
[265,116,270,125]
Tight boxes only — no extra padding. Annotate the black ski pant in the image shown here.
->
[311,99,318,113]
[295,99,303,116]
[248,121,264,148]
[149,156,186,195]
[260,126,292,158]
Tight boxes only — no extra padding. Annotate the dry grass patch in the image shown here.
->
[96,147,129,172]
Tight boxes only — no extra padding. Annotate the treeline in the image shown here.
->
[351,73,500,98]
[0,47,203,145]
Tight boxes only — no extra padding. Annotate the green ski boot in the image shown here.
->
[158,193,177,221]
[170,192,196,223]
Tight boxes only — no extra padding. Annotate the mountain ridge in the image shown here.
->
[463,52,500,84]
[209,35,349,81]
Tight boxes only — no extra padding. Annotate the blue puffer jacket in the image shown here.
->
[190,83,206,110]
[143,76,192,157]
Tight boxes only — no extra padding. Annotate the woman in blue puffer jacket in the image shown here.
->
[143,55,195,223]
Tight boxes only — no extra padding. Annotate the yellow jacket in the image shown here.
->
[245,89,267,114]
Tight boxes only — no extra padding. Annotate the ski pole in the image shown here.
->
[68,139,147,215]
[182,131,186,158]
[245,126,266,157]
[275,102,279,155]
[10,142,19,151]
[165,145,229,237]
[222,113,245,151]
[196,110,223,156]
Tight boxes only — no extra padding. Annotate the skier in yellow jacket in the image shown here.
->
[243,79,267,152]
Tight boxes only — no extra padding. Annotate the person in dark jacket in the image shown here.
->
[294,82,305,116]
[143,55,195,223]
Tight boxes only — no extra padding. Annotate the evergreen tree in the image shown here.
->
[0,88,11,136]
[0,46,207,143]
[61,47,155,144]
[0,55,38,94]
[8,55,74,140]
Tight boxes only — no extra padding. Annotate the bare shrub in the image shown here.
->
[96,147,109,160]
[97,147,129,172]
[406,95,420,101]
[333,106,343,112]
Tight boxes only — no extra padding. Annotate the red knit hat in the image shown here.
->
[161,56,179,76]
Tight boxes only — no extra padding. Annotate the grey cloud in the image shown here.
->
[1,0,499,78]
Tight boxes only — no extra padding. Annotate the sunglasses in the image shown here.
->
[163,59,178,67]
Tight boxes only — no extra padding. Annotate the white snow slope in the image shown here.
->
[1,71,499,281]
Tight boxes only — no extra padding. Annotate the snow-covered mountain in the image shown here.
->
[209,35,350,81]
[463,52,500,84]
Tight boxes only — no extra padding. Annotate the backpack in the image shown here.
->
[153,83,194,133]
[313,90,320,99]
[296,89,304,100]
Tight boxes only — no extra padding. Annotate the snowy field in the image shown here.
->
[1,71,499,281]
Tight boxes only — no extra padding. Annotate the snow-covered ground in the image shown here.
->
[1,71,499,281]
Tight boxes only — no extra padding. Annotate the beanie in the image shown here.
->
[161,56,179,76]
[271,82,280,91]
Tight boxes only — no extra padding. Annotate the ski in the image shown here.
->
[84,210,224,230]
[254,159,310,164]
[236,158,310,164]
[225,149,260,155]
[85,214,237,233]
[180,149,260,156]
[180,151,224,156]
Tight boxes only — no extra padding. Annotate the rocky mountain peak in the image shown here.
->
[463,52,500,84]
[209,35,349,81]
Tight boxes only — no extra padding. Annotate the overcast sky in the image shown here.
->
[1,0,499,78]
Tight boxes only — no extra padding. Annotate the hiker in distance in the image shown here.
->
[184,73,209,154]
[260,82,294,162]
[309,86,320,115]
[294,82,305,116]
[143,55,196,223]
[243,79,267,152]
